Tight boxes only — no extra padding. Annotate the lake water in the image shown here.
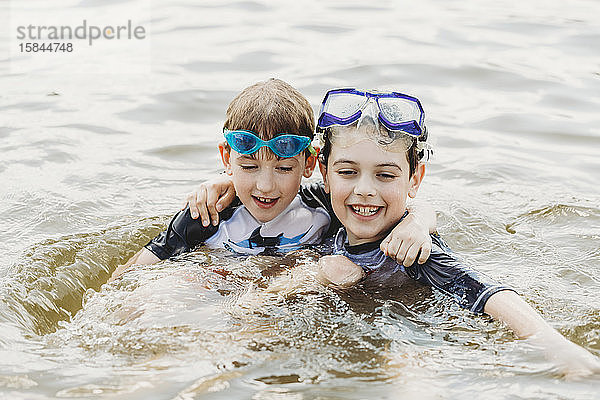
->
[1,0,599,398]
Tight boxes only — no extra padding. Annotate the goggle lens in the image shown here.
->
[377,97,422,125]
[228,131,259,153]
[324,92,367,119]
[271,136,301,156]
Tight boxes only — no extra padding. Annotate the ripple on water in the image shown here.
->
[506,204,600,234]
[159,24,223,35]
[53,124,130,136]
[0,127,20,138]
[117,90,231,125]
[0,217,167,335]
[189,51,283,72]
[40,250,469,387]
[223,0,269,12]
[144,143,217,163]
[294,24,353,34]
[183,51,284,74]
[504,204,600,275]
[0,101,54,112]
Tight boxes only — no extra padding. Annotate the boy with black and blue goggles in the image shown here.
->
[317,88,427,140]
[224,129,317,158]
[317,88,432,162]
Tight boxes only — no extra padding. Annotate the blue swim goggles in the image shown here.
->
[317,88,426,138]
[224,129,316,158]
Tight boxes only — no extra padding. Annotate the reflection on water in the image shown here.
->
[1,0,600,398]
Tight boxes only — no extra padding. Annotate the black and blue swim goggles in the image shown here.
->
[317,88,426,139]
[224,129,317,158]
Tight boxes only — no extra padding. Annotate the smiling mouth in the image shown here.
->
[253,196,279,208]
[349,205,382,217]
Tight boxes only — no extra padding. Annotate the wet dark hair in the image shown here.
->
[223,79,315,159]
[318,127,421,177]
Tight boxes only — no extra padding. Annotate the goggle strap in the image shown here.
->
[417,142,434,163]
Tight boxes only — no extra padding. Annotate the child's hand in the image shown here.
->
[182,176,236,227]
[316,255,366,288]
[380,212,432,267]
[531,330,600,380]
[485,290,600,380]
[108,264,130,283]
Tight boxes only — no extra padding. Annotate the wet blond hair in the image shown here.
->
[224,78,315,143]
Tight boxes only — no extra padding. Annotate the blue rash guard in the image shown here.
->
[329,227,514,314]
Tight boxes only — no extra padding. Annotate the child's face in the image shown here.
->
[220,144,316,223]
[319,135,425,246]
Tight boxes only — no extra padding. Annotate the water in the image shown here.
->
[1,0,599,398]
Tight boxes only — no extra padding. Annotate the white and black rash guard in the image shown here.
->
[146,183,337,258]
[329,227,515,314]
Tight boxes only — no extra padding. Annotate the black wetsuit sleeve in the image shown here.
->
[405,234,515,314]
[145,198,241,260]
[299,182,341,237]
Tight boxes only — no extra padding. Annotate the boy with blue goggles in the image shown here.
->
[224,129,317,158]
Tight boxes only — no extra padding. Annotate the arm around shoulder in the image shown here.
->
[405,199,437,234]
[379,199,437,267]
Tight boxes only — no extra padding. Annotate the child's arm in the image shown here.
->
[108,248,160,282]
[408,239,600,378]
[317,253,600,378]
[111,202,223,282]
[484,290,600,378]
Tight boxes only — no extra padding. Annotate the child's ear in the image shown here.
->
[218,142,234,175]
[318,157,330,193]
[302,149,318,178]
[408,163,426,199]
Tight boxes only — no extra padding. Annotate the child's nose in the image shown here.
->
[256,170,276,193]
[353,175,376,197]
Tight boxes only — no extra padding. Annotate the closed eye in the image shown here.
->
[240,165,258,170]
[377,173,397,180]
[336,169,356,176]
